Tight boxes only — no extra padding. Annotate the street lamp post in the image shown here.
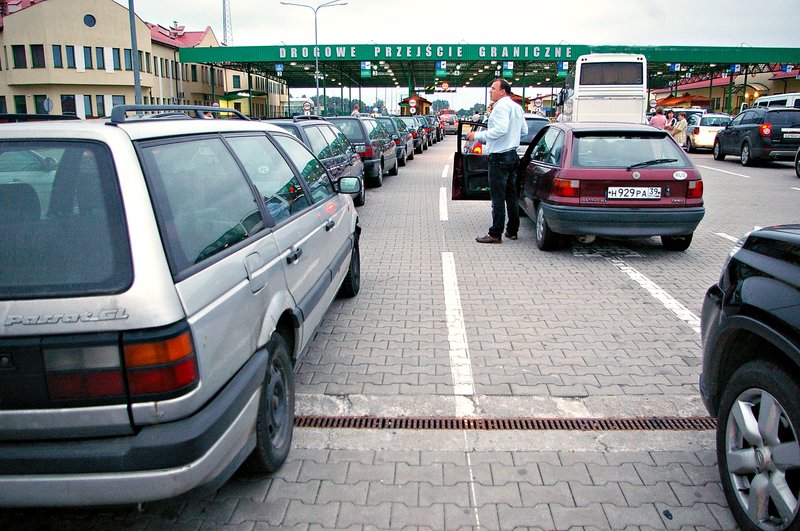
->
[281,0,347,116]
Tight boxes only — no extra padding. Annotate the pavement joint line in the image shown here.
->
[696,164,751,178]
[606,256,701,335]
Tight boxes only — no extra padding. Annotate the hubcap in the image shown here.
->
[726,388,800,530]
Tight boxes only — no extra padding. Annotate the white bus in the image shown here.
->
[558,53,648,124]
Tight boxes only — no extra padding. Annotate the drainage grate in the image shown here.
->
[294,416,716,431]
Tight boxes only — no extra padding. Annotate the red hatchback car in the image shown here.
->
[517,122,705,251]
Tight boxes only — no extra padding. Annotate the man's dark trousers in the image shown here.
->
[488,149,520,239]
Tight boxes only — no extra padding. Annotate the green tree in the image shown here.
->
[432,99,451,112]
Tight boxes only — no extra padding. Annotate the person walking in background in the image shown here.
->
[649,107,667,129]
[672,111,688,148]
[466,78,528,244]
[350,103,360,116]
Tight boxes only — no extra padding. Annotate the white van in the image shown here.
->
[752,92,800,109]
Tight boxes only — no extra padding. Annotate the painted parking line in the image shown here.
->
[441,252,476,405]
[607,257,701,334]
[715,232,739,242]
[439,187,448,221]
[441,164,449,179]
[792,187,800,192]
[696,164,751,178]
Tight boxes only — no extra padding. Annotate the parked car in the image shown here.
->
[699,224,800,531]
[414,115,435,148]
[399,115,426,154]
[516,122,704,250]
[686,113,731,152]
[328,115,398,187]
[713,107,800,166]
[376,115,414,167]
[796,147,800,178]
[519,113,551,155]
[269,115,366,206]
[441,114,459,135]
[427,114,444,141]
[0,104,362,507]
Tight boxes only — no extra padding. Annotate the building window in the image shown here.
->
[65,46,75,68]
[61,94,76,115]
[96,47,105,69]
[0,96,6,114]
[52,45,63,68]
[34,95,47,114]
[111,95,125,108]
[12,45,27,68]
[83,14,96,27]
[138,51,144,72]
[83,46,93,69]
[124,49,132,70]
[233,75,241,89]
[30,45,45,68]
[96,95,106,117]
[112,48,121,70]
[83,95,93,117]
[153,56,159,76]
[14,95,27,113]
[191,64,197,82]
[145,52,151,73]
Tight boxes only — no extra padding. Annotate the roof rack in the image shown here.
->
[109,105,249,124]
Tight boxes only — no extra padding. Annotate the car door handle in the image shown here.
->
[325,219,336,232]
[286,247,303,264]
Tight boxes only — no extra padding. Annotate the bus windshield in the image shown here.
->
[579,62,644,85]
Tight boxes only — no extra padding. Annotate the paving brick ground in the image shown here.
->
[2,135,798,529]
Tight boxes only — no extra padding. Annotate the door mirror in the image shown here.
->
[337,176,362,194]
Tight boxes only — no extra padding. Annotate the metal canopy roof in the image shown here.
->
[180,43,800,93]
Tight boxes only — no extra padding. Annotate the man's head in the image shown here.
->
[353,103,359,110]
[489,78,512,102]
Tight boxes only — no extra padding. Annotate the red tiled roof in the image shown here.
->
[148,23,212,49]
[770,69,799,80]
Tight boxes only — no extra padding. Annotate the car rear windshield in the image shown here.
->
[766,110,800,126]
[329,118,366,142]
[521,118,550,144]
[572,134,691,169]
[0,141,132,299]
[700,116,730,126]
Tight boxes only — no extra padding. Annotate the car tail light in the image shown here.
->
[411,131,418,138]
[355,144,374,158]
[686,180,703,199]
[553,178,580,197]
[45,342,126,400]
[471,142,483,154]
[394,138,402,146]
[124,330,198,396]
[759,123,772,137]
[690,126,700,136]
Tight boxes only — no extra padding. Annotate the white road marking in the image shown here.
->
[441,164,449,179]
[607,257,701,335]
[439,187,448,221]
[696,164,751,178]
[441,252,476,404]
[792,187,800,192]
[715,232,739,242]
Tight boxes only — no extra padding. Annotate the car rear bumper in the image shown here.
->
[542,203,705,237]
[0,349,267,507]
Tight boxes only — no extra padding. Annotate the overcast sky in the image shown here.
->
[117,0,800,110]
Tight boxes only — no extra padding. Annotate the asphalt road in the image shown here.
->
[2,136,797,529]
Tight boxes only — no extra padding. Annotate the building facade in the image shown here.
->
[0,0,287,117]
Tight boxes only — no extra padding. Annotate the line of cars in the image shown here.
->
[269,113,446,204]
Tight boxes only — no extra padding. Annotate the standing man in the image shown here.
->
[466,79,527,244]
[350,103,360,116]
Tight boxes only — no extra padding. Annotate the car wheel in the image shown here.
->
[244,333,295,474]
[687,138,696,153]
[415,142,423,154]
[398,148,407,167]
[373,161,383,187]
[713,141,726,161]
[338,238,361,298]
[741,142,755,166]
[354,175,366,206]
[716,360,800,531]
[389,156,399,176]
[408,146,415,160]
[661,233,693,251]
[535,204,559,251]
[794,149,800,179]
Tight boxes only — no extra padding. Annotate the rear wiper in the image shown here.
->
[626,158,678,170]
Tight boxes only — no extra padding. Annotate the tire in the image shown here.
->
[372,161,383,187]
[244,334,295,474]
[794,149,800,179]
[422,139,428,151]
[338,238,360,298]
[535,204,559,251]
[716,360,800,531]
[389,156,399,176]
[414,142,423,155]
[661,233,693,251]
[407,147,415,160]
[741,142,754,166]
[398,148,407,167]
[353,175,366,206]
[687,138,696,153]
[713,141,726,161]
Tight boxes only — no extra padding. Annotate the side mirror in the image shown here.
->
[338,176,362,194]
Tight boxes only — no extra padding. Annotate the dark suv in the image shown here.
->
[328,116,398,187]
[269,115,366,206]
[700,225,800,531]
[714,107,800,166]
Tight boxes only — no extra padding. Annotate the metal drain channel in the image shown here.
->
[295,416,716,431]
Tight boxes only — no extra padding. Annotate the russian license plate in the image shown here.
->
[607,186,661,199]
[784,133,800,139]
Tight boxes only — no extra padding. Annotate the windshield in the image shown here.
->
[767,110,800,126]
[572,134,690,169]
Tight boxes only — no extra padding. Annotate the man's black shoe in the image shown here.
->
[504,231,518,240]
[476,234,501,244]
